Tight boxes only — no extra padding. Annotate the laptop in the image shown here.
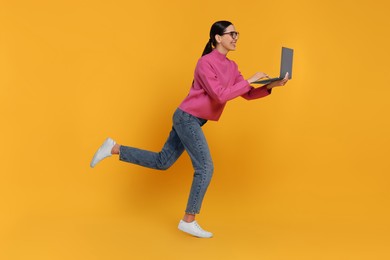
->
[253,47,294,84]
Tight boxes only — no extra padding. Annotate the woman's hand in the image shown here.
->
[266,72,289,90]
[247,72,269,84]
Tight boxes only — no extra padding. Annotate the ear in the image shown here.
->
[215,34,222,44]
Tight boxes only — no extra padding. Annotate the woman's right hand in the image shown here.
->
[247,72,269,84]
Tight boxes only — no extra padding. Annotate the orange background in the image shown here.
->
[1,0,389,259]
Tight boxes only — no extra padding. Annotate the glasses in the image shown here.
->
[221,31,240,39]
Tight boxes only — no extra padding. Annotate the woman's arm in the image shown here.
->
[241,72,289,100]
[195,60,252,103]
[236,72,271,100]
[241,85,272,100]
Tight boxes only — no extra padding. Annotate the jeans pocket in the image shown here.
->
[173,108,190,124]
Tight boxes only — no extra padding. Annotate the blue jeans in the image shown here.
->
[119,108,213,214]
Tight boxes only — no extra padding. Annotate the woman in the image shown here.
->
[90,20,288,238]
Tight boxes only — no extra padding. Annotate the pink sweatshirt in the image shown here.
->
[179,49,271,121]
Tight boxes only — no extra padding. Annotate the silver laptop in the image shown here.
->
[254,47,293,84]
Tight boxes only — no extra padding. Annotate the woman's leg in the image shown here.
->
[173,109,213,216]
[173,109,214,238]
[90,124,185,169]
[118,126,185,170]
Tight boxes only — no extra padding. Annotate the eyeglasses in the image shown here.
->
[221,31,240,39]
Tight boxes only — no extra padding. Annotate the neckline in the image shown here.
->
[211,48,227,61]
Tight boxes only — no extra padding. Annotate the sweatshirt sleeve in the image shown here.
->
[241,86,272,100]
[195,59,252,104]
[234,72,272,100]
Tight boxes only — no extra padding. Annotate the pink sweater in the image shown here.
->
[179,49,271,121]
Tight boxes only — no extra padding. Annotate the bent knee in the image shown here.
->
[156,161,173,171]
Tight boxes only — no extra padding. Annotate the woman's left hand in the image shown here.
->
[266,72,289,89]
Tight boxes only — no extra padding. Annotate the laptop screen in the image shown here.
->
[280,47,293,79]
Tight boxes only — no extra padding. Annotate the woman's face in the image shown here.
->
[217,24,239,52]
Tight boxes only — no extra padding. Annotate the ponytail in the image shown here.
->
[201,38,214,57]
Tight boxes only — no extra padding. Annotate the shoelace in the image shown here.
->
[193,221,207,233]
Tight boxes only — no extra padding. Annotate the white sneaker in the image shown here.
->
[178,220,213,238]
[90,138,116,168]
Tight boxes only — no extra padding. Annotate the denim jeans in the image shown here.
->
[119,108,213,214]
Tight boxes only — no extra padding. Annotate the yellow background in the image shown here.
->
[1,0,389,259]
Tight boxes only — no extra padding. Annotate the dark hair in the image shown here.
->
[201,20,233,57]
